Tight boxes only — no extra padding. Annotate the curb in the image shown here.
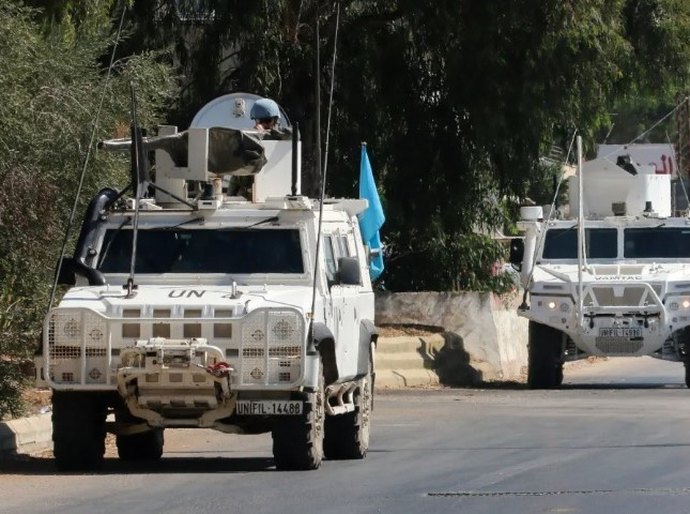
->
[0,413,52,457]
[375,368,440,388]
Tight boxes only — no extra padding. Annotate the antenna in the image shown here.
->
[307,2,323,355]
[577,135,584,327]
[307,2,341,355]
[291,122,300,196]
[125,83,144,297]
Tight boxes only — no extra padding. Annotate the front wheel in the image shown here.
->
[324,350,373,460]
[527,321,564,389]
[272,368,325,470]
[52,391,107,471]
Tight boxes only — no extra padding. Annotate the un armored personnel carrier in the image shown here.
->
[512,142,690,388]
[35,93,378,470]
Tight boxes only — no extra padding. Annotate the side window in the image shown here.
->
[323,235,337,283]
[338,235,351,257]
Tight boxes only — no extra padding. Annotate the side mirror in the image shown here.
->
[337,257,361,285]
[365,244,381,264]
[57,257,77,285]
[509,238,524,271]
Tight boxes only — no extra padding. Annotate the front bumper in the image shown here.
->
[116,339,236,428]
[522,282,678,356]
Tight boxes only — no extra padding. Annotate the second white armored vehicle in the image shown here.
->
[512,146,690,388]
[35,93,378,470]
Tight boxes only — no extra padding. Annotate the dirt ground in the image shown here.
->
[20,388,52,417]
[377,324,443,337]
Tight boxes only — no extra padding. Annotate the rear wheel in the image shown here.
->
[114,409,164,461]
[324,351,373,460]
[272,367,325,470]
[116,429,164,461]
[556,362,564,387]
[684,363,690,389]
[52,391,107,471]
[527,321,564,389]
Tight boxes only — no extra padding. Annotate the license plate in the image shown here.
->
[598,328,642,338]
[235,400,303,416]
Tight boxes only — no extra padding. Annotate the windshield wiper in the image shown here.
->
[238,216,280,230]
[159,216,205,230]
[550,223,578,239]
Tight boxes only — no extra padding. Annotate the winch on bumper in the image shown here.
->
[117,338,237,428]
[528,282,672,356]
[577,282,668,355]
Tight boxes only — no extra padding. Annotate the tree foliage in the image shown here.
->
[0,0,176,418]
[119,0,690,290]
[2,0,690,414]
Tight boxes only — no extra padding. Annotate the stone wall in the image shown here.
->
[375,292,529,382]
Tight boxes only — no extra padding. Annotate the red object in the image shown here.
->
[206,361,233,377]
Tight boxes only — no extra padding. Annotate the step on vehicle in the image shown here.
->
[36,93,378,471]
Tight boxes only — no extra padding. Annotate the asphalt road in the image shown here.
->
[3,357,690,514]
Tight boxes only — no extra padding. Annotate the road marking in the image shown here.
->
[428,487,690,497]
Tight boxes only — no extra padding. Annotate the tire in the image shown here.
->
[324,352,373,460]
[527,321,563,389]
[272,366,325,470]
[684,363,690,389]
[52,391,107,471]
[116,429,164,461]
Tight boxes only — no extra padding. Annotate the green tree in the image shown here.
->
[116,1,690,291]
[34,0,690,295]
[0,0,176,418]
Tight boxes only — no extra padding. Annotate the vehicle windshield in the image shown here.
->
[98,228,304,274]
[542,228,618,260]
[624,227,690,258]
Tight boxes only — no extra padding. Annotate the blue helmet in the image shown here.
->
[250,98,280,120]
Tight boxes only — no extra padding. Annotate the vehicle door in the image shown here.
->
[327,231,360,381]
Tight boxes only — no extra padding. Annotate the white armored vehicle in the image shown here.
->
[512,141,690,388]
[35,93,378,470]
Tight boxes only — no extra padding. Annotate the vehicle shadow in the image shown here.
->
[0,454,275,476]
[448,381,686,390]
[559,382,686,390]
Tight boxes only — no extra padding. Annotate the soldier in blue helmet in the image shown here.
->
[250,98,281,132]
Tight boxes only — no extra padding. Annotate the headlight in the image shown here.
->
[63,318,81,338]
[242,310,305,347]
[89,327,104,342]
[240,309,305,386]
[49,310,107,346]
[537,298,571,313]
[272,318,297,341]
[46,309,109,386]
[668,298,690,311]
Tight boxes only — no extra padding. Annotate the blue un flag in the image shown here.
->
[358,144,385,280]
